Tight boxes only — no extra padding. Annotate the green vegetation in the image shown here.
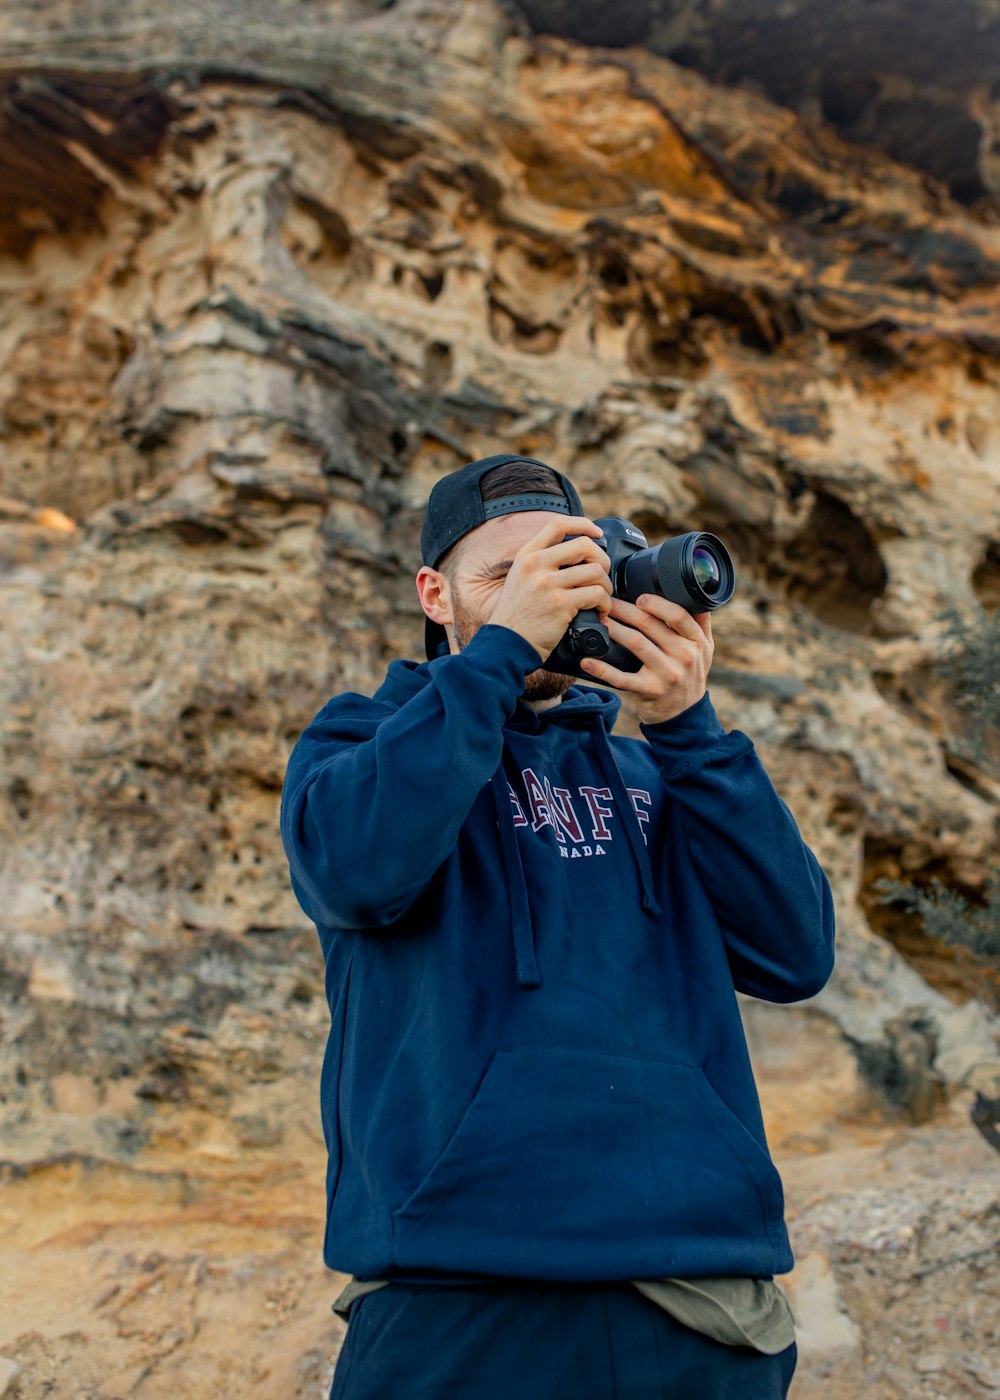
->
[874,867,1000,960]
[935,601,1000,764]
[873,602,1000,986]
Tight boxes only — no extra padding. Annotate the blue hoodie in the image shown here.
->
[279,624,835,1283]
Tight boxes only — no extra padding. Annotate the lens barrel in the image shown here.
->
[620,532,734,612]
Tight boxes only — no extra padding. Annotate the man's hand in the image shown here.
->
[580,594,714,724]
[489,517,613,661]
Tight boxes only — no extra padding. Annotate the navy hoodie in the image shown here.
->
[279,624,835,1283]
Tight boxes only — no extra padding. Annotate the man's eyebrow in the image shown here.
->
[480,559,515,579]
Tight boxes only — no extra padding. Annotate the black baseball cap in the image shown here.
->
[420,453,584,659]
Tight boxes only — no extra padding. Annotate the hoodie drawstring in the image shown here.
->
[491,718,660,990]
[490,769,541,989]
[591,721,661,918]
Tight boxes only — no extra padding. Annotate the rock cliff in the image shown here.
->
[519,0,1000,207]
[1,1,998,1395]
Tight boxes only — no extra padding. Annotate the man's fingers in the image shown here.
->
[579,654,657,695]
[552,562,614,596]
[575,584,615,616]
[604,616,680,671]
[511,520,609,579]
[606,605,682,657]
[609,595,707,646]
[539,536,612,573]
[524,515,603,552]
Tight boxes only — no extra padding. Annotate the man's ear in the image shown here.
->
[416,566,452,626]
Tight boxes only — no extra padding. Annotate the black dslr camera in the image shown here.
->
[545,518,735,680]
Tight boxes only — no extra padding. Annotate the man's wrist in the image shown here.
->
[639,690,727,749]
[460,623,544,674]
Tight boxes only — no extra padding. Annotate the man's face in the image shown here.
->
[445,511,574,703]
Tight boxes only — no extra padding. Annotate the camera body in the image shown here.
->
[545,517,735,680]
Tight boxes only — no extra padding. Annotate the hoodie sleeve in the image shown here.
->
[279,625,542,931]
[640,690,835,1003]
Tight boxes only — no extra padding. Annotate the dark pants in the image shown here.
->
[330,1281,798,1399]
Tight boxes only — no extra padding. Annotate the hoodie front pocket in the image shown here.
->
[391,1047,787,1279]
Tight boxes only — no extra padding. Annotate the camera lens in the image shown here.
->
[692,545,722,596]
[616,529,735,612]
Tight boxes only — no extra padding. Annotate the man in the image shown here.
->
[280,453,836,1399]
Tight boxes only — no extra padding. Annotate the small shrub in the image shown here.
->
[873,866,1000,959]
[934,601,1000,763]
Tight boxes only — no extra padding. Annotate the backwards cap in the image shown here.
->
[420,453,584,659]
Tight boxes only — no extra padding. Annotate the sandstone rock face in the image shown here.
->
[1,0,998,1394]
[517,0,1000,208]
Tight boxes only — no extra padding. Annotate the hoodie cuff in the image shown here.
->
[639,690,727,755]
[458,624,544,679]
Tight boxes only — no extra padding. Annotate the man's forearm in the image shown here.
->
[280,626,541,929]
[642,693,836,1002]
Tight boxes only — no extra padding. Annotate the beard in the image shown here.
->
[451,593,574,703]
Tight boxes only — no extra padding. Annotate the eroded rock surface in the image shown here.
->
[517,0,1000,207]
[1,0,998,1395]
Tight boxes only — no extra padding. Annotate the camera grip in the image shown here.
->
[565,608,610,659]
